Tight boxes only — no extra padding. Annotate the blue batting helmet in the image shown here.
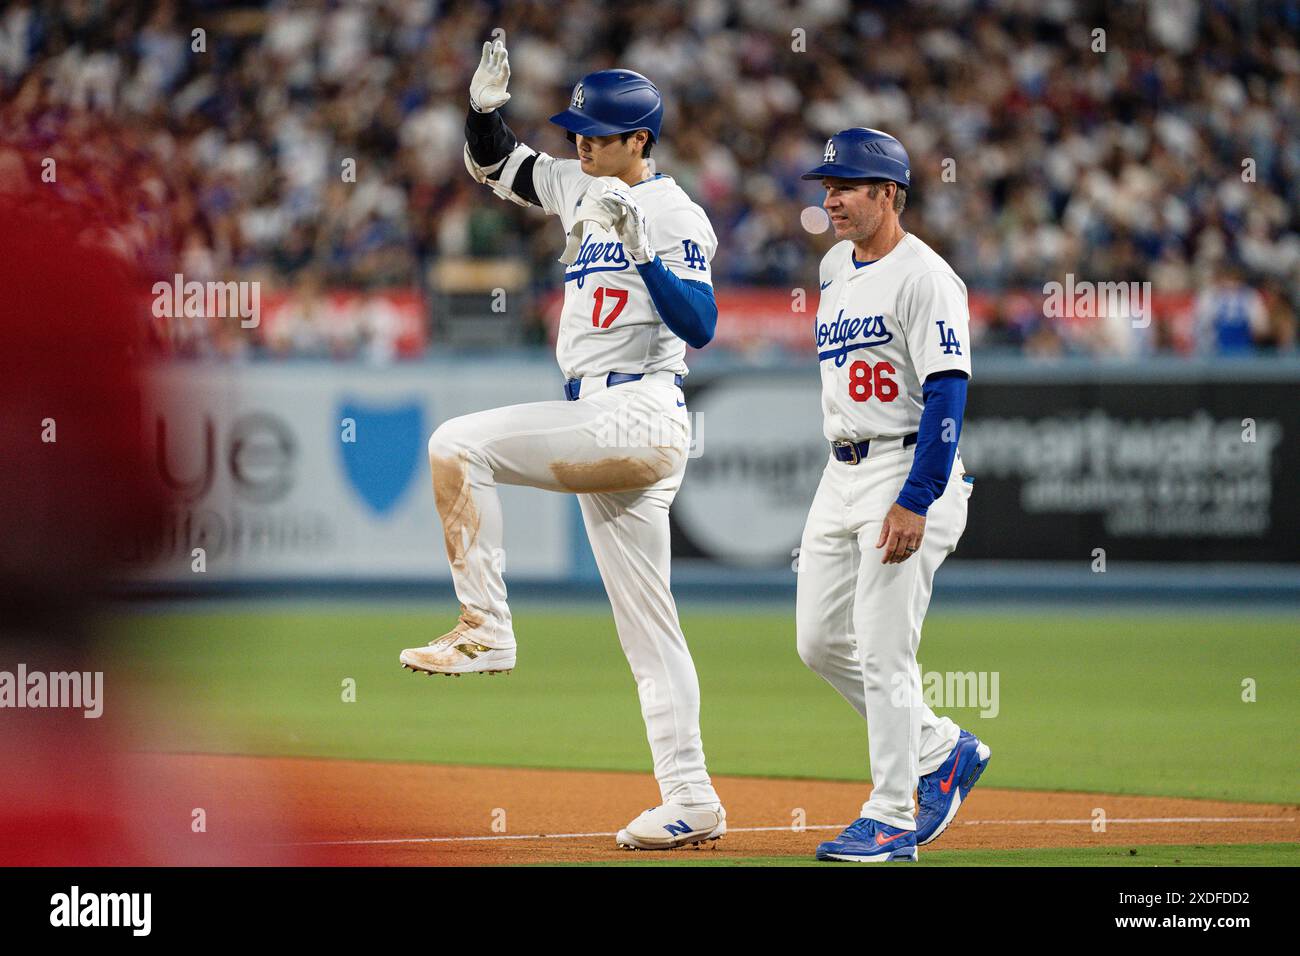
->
[549,69,664,142]
[801,128,911,189]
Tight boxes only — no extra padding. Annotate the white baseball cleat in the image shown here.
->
[400,611,516,676]
[616,803,726,850]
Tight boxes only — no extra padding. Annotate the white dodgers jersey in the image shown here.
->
[814,234,972,442]
[531,155,717,380]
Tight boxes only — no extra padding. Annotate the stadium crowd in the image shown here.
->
[0,0,1296,358]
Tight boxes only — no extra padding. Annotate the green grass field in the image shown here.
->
[103,602,1299,804]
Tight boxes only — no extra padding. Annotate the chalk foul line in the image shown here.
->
[269,816,1298,848]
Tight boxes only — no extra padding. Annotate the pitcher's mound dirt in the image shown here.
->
[124,754,1298,865]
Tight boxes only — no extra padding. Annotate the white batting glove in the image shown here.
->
[469,39,511,113]
[597,182,654,264]
[558,178,622,264]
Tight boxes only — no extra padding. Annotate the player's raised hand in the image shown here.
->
[876,502,926,564]
[470,39,511,113]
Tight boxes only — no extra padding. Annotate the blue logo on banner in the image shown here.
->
[338,399,424,516]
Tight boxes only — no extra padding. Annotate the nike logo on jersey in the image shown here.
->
[815,310,893,366]
[820,279,833,291]
[564,234,630,288]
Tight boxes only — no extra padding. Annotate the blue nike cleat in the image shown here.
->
[815,818,918,862]
[916,730,991,846]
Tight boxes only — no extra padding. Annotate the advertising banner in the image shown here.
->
[672,366,1299,567]
[126,361,1297,585]
[958,377,1299,562]
[133,362,573,582]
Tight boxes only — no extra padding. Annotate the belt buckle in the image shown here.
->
[833,440,861,465]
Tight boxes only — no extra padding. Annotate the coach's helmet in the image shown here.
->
[549,69,664,143]
[801,128,911,189]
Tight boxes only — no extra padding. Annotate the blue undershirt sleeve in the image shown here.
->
[634,256,717,349]
[895,370,968,517]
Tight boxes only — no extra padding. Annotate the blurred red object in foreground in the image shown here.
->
[0,192,332,865]
[0,193,163,608]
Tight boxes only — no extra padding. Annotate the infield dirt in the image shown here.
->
[107,753,1299,865]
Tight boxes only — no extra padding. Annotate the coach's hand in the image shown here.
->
[470,39,511,112]
[876,503,925,564]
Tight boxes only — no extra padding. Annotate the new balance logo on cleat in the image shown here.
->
[616,804,727,850]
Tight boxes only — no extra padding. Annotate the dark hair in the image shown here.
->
[620,129,655,158]
[565,129,654,158]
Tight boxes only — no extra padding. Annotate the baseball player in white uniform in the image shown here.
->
[796,129,991,862]
[399,41,725,851]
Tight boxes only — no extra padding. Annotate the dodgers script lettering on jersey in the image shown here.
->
[530,154,718,380]
[565,235,629,288]
[816,312,893,365]
[815,234,972,443]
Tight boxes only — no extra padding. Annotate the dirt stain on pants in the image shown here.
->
[429,452,480,571]
[549,448,679,494]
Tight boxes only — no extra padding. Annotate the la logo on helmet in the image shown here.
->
[823,139,836,163]
[572,83,584,109]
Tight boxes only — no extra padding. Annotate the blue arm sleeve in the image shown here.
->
[895,370,968,517]
[634,256,717,349]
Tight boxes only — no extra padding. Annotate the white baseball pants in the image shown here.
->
[795,442,972,830]
[426,371,720,807]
